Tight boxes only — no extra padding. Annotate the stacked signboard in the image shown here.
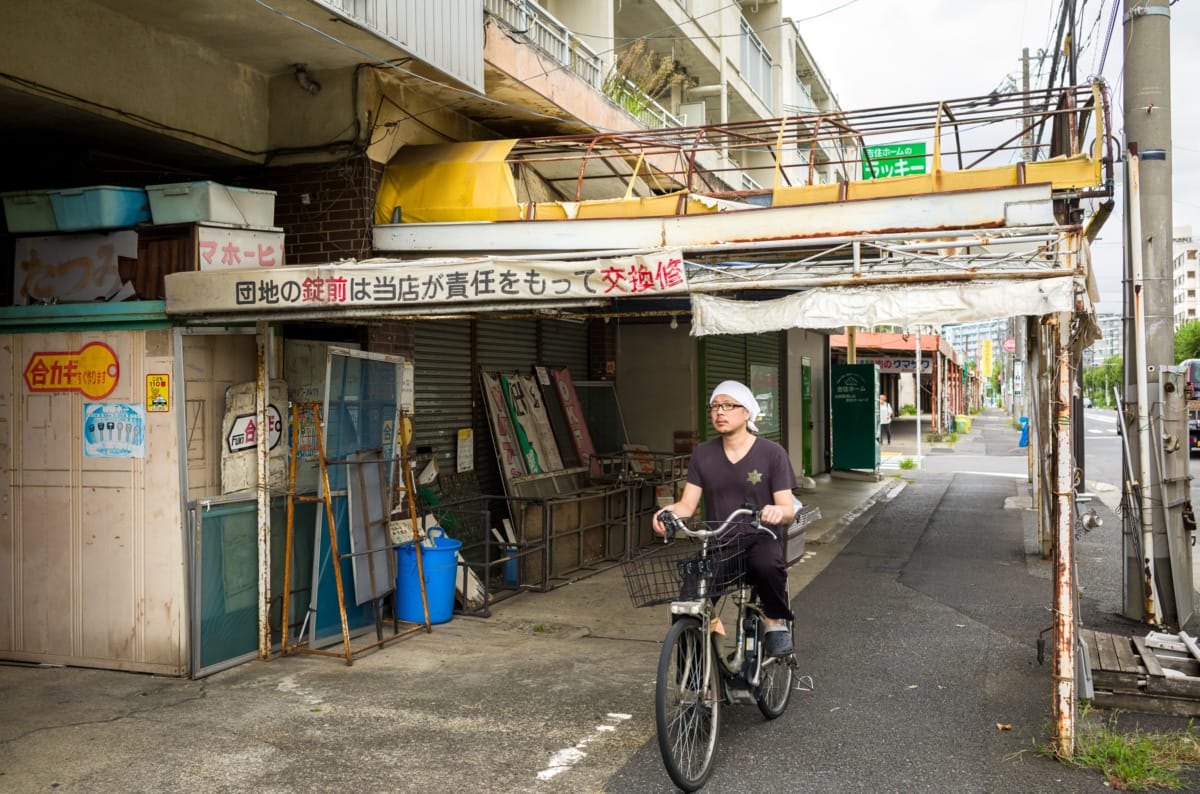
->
[479,366,626,586]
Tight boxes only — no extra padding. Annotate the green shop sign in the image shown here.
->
[861,142,927,180]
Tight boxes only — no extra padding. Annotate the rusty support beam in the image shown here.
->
[1052,313,1076,757]
[256,321,272,659]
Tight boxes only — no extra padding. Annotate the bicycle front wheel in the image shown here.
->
[655,617,721,792]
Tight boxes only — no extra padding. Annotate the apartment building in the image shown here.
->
[1173,226,1200,328]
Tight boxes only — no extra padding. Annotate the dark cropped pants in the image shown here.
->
[739,530,794,621]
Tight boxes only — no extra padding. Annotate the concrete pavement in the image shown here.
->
[2,410,1195,792]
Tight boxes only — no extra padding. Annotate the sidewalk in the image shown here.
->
[0,464,896,793]
[6,415,1183,793]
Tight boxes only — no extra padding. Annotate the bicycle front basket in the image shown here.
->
[621,535,745,608]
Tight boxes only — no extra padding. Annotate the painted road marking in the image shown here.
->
[536,713,632,781]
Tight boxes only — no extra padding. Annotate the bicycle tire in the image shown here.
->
[755,622,794,719]
[655,617,721,792]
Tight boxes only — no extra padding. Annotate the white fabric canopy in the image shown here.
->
[689,277,1081,335]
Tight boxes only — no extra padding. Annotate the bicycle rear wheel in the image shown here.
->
[756,623,794,719]
[655,617,721,792]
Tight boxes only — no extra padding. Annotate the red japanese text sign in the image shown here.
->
[24,341,120,399]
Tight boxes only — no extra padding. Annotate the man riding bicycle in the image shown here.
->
[653,380,797,658]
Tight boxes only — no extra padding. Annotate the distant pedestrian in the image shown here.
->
[879,393,893,444]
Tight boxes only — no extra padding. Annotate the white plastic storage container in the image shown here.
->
[147,181,276,227]
[2,190,58,233]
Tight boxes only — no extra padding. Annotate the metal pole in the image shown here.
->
[256,321,272,658]
[1129,152,1162,624]
[1052,314,1076,757]
[1122,0,1174,622]
[915,328,923,460]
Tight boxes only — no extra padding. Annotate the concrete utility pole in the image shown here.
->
[1122,0,1177,624]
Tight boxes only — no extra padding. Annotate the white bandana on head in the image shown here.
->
[710,380,761,433]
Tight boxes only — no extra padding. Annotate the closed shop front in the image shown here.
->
[700,332,784,444]
[0,326,187,675]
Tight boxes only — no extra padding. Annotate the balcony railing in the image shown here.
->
[739,16,772,104]
[485,0,602,88]
[606,76,683,129]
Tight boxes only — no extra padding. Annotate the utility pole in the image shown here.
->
[1122,0,1180,625]
[1022,48,1033,161]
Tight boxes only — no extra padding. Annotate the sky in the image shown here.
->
[782,0,1200,313]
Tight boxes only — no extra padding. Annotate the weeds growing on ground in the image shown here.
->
[899,458,916,470]
[1030,705,1200,790]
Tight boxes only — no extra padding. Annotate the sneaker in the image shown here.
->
[763,629,793,658]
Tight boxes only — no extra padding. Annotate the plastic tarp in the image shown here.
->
[374,140,521,224]
[689,276,1082,335]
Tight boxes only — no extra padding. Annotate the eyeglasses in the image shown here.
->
[709,402,744,413]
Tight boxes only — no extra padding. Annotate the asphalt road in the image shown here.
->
[605,412,1162,792]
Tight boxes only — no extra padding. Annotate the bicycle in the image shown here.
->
[622,507,801,792]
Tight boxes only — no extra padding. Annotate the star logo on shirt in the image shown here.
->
[746,469,763,485]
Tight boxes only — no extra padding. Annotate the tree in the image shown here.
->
[1176,320,1200,363]
[1083,355,1122,408]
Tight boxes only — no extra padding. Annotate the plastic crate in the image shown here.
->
[1,190,57,233]
[49,186,151,231]
[147,181,276,226]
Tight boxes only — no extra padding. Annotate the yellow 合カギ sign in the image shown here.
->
[23,341,120,400]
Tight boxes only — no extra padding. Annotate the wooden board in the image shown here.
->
[501,373,543,474]
[480,370,527,488]
[551,366,599,476]
[535,366,580,468]
[519,373,564,472]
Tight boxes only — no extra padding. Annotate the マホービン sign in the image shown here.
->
[24,341,120,399]
[163,250,689,314]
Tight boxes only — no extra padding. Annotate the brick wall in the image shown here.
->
[367,319,415,358]
[260,156,383,266]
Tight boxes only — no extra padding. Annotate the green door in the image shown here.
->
[831,363,880,471]
[801,357,813,477]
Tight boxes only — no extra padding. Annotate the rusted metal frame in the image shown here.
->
[576,135,612,201]
[354,455,383,642]
[398,408,433,630]
[1066,86,1079,158]
[280,401,302,655]
[1051,312,1076,758]
[314,396,354,664]
[684,267,1073,293]
[684,126,709,193]
[937,104,966,171]
[523,82,1089,151]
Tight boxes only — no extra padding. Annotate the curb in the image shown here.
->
[810,478,907,546]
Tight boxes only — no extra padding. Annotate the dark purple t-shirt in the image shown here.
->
[686,436,797,533]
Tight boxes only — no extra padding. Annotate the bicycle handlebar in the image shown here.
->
[657,507,777,541]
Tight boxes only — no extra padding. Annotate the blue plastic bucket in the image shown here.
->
[396,527,462,624]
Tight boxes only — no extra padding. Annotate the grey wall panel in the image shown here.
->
[318,0,484,91]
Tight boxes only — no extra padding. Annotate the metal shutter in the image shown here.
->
[699,336,746,440]
[539,318,588,380]
[474,319,538,498]
[746,332,783,444]
[477,318,537,371]
[413,320,473,477]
